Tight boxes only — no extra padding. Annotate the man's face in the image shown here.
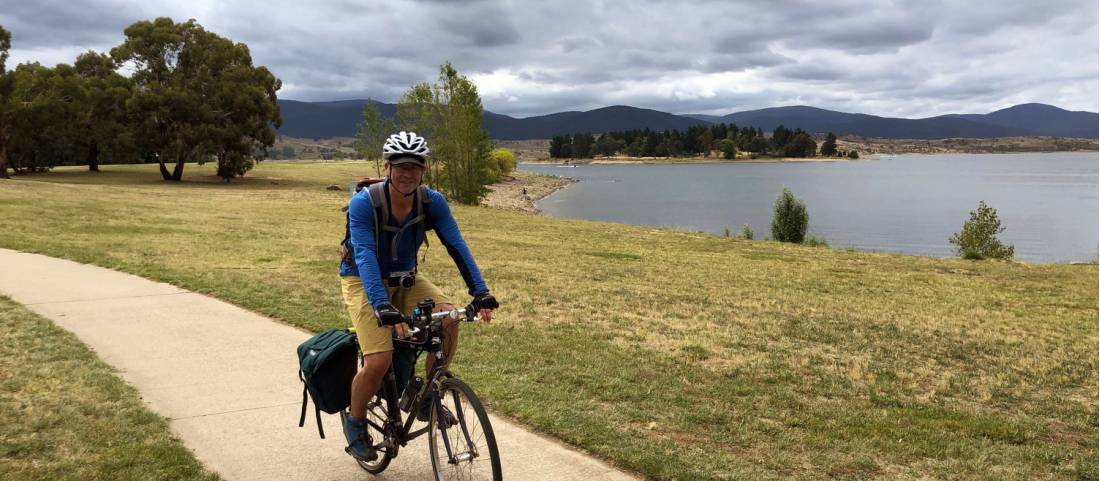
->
[386,162,425,193]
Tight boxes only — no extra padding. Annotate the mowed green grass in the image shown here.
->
[0,296,221,481]
[0,162,1096,481]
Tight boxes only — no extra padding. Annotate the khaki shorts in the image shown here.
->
[340,275,451,355]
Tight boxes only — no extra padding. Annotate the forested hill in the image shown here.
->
[277,99,396,139]
[715,104,1099,139]
[483,106,706,140]
[276,99,1099,140]
[276,100,706,140]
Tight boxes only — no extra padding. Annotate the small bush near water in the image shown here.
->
[949,201,1015,260]
[771,188,808,243]
[803,233,828,247]
[738,224,754,240]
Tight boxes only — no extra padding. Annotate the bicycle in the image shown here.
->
[340,298,502,481]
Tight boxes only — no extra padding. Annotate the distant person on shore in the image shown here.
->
[337,131,499,462]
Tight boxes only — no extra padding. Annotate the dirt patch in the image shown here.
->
[480,171,575,213]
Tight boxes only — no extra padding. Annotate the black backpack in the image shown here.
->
[340,180,433,266]
[297,329,359,438]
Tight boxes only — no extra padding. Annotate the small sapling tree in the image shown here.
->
[771,188,808,243]
[949,201,1015,260]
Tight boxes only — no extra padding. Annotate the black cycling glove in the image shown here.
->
[374,303,404,326]
[471,292,499,311]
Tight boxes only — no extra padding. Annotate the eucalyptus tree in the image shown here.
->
[72,51,134,171]
[194,31,281,181]
[0,25,12,178]
[0,28,71,176]
[6,62,83,173]
[820,132,838,156]
[111,17,280,181]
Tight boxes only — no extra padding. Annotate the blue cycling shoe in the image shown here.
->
[344,414,378,462]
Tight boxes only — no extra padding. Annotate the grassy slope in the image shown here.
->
[0,162,1095,481]
[0,296,221,481]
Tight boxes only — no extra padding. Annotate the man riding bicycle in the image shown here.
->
[339,131,499,462]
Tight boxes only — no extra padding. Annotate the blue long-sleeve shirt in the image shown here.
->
[339,184,489,310]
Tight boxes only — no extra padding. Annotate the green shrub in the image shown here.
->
[949,201,1014,260]
[738,224,754,240]
[771,188,808,243]
[803,233,829,247]
[720,139,736,160]
[848,150,859,159]
[488,148,517,181]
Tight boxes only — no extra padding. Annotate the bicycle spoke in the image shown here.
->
[429,379,500,481]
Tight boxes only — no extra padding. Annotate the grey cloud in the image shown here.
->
[774,62,852,82]
[3,0,1096,118]
[699,51,793,72]
[805,20,934,54]
[557,35,601,53]
[0,0,144,48]
[433,2,521,47]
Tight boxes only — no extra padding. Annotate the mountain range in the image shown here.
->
[276,99,1098,140]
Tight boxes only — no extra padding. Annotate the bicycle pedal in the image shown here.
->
[345,445,378,462]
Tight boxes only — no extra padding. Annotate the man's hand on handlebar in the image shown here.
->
[472,292,498,322]
[375,303,411,339]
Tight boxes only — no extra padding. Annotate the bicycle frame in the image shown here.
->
[360,309,462,458]
[389,355,456,449]
[348,298,488,470]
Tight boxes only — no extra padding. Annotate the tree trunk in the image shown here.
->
[87,143,100,172]
[158,157,172,180]
[171,154,185,181]
[0,131,9,179]
[0,146,9,179]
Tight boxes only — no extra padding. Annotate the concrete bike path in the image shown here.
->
[0,248,640,481]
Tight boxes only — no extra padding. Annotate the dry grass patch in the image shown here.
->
[0,161,1095,481]
[0,296,220,481]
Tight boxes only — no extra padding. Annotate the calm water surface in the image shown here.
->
[521,152,1098,263]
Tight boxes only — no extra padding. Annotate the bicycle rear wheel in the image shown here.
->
[341,378,397,474]
[428,378,502,481]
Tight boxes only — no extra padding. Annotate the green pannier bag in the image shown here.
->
[297,329,359,439]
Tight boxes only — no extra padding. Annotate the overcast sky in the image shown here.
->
[3,0,1097,118]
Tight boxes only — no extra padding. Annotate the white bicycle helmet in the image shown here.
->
[382,131,430,166]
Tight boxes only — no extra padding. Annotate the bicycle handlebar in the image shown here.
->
[428,305,479,323]
[401,303,482,339]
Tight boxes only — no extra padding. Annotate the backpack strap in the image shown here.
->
[341,181,377,264]
[298,371,325,438]
[367,181,389,246]
[299,371,308,428]
[370,181,435,263]
[368,181,405,258]
[417,185,433,260]
[339,181,436,268]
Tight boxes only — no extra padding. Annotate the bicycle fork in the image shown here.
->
[436,390,479,464]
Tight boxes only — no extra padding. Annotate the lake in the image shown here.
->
[520,152,1099,263]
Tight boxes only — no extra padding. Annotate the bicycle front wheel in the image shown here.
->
[428,378,502,481]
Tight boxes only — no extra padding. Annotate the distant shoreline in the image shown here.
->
[587,156,862,164]
[480,171,575,213]
[492,136,1098,163]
